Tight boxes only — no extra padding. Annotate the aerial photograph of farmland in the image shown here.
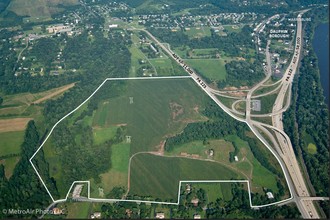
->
[0,0,329,219]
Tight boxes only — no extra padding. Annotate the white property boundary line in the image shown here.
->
[30,76,293,208]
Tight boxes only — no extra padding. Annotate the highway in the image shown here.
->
[246,10,319,218]
[270,11,320,219]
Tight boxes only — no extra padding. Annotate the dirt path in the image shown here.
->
[0,118,33,132]
[32,83,75,104]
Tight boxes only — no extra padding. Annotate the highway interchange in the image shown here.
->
[137,10,328,219]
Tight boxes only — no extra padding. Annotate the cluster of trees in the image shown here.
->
[283,6,329,218]
[0,121,52,218]
[29,37,61,72]
[220,60,264,88]
[95,183,299,219]
[48,116,127,188]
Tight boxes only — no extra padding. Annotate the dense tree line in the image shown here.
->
[0,121,52,218]
[283,6,329,217]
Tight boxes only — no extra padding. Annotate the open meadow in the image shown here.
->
[185,59,227,81]
[34,78,284,202]
[129,153,243,200]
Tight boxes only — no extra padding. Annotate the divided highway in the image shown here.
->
[271,11,320,219]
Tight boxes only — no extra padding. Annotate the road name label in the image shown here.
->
[172,53,207,88]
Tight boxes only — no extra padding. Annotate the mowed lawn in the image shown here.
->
[93,79,209,155]
[129,154,244,200]
[185,59,227,81]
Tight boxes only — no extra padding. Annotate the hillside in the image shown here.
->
[6,0,78,20]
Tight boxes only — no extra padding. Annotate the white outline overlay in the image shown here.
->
[29,76,293,208]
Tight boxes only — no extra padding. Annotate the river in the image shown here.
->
[312,23,329,107]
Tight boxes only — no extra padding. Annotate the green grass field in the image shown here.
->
[252,93,278,114]
[0,131,24,156]
[185,59,227,81]
[93,126,118,145]
[192,48,218,57]
[149,58,175,76]
[92,79,208,155]
[130,153,243,200]
[7,0,78,21]
[185,27,211,39]
[0,156,20,179]
[216,95,238,109]
[307,143,317,154]
[111,143,130,173]
[65,202,91,219]
[173,135,279,194]
[192,182,234,202]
